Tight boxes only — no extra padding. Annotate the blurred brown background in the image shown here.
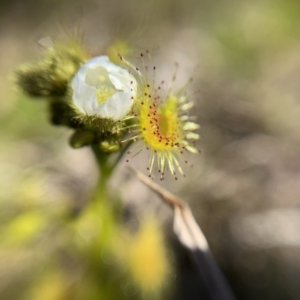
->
[1,0,300,299]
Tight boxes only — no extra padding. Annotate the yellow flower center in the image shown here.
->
[96,85,115,104]
[138,96,182,151]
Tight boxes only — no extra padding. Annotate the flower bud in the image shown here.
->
[69,130,95,148]
[71,56,137,122]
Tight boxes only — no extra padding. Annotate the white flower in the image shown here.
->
[71,56,136,121]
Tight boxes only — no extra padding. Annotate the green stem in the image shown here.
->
[90,141,133,204]
[91,145,113,203]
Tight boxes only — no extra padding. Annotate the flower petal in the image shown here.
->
[109,71,136,93]
[84,55,110,68]
[71,55,136,120]
[84,66,115,90]
[96,91,133,121]
[71,75,97,115]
